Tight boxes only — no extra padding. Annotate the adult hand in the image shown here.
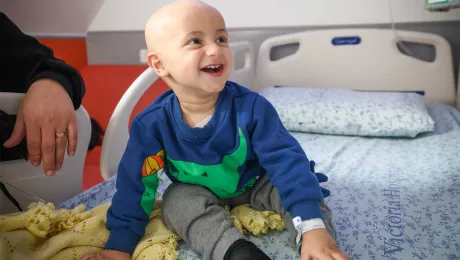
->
[3,78,78,176]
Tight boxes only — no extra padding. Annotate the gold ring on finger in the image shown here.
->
[55,129,68,138]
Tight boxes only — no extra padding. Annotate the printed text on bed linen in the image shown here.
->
[383,172,406,256]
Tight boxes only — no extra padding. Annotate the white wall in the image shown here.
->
[0,0,104,37]
[88,0,460,32]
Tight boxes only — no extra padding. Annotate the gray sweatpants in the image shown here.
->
[162,175,336,260]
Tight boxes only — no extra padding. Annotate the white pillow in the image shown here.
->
[259,87,435,137]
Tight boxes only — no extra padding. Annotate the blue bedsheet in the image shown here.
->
[60,103,460,260]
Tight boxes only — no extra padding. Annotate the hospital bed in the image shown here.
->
[60,29,460,259]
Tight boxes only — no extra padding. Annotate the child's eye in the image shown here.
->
[216,37,227,43]
[188,38,202,45]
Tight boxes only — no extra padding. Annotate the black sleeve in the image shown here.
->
[0,12,85,110]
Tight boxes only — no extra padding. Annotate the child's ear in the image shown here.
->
[147,52,169,77]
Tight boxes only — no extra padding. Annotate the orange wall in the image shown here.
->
[38,38,88,71]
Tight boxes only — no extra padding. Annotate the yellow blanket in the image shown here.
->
[0,201,285,260]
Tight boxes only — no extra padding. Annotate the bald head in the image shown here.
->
[144,0,231,88]
[145,0,222,52]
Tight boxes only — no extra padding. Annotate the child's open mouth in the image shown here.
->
[200,64,224,77]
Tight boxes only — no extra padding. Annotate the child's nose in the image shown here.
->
[205,43,221,56]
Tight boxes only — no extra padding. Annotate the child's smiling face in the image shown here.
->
[145,0,233,96]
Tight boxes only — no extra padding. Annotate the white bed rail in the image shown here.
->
[99,69,158,180]
[100,42,254,180]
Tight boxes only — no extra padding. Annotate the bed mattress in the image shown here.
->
[60,103,460,260]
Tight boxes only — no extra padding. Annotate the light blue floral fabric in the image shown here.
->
[259,87,435,137]
[59,103,460,260]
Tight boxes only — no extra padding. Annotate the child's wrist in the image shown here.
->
[300,218,326,234]
[293,217,326,244]
[293,217,326,234]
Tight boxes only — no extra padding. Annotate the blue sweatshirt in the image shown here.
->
[105,81,325,254]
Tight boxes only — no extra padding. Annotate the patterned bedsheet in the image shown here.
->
[60,103,460,260]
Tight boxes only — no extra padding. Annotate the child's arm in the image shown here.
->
[250,95,350,259]
[250,94,325,224]
[104,117,165,255]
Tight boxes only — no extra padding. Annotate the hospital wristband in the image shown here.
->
[293,217,326,244]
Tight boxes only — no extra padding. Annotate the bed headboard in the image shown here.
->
[255,29,457,107]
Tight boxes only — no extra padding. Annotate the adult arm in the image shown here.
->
[0,12,85,109]
[1,12,86,175]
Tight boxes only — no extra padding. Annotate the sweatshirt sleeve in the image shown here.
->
[104,117,165,254]
[0,12,85,110]
[250,94,324,221]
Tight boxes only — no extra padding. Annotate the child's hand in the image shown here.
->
[81,250,131,260]
[301,229,350,260]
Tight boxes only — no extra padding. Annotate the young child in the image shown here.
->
[82,1,349,259]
